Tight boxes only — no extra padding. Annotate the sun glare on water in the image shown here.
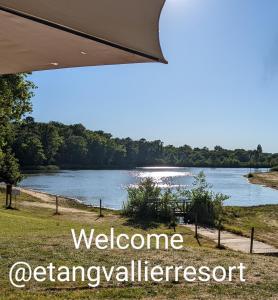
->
[138,171,191,180]
[130,167,192,188]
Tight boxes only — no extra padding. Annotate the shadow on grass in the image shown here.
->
[5,206,19,211]
[195,235,202,246]
[123,218,160,230]
[95,215,104,221]
[215,244,226,250]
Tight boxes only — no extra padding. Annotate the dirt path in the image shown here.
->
[19,188,96,214]
[184,224,278,255]
[20,200,95,214]
[17,188,122,224]
[20,188,56,203]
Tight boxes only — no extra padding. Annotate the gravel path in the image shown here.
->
[184,224,278,254]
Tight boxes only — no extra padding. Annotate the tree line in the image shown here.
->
[10,117,278,170]
[1,73,278,186]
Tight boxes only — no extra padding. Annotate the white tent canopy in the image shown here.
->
[0,0,167,74]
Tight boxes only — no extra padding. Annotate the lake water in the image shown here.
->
[20,167,278,209]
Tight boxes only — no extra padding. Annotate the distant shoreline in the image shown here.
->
[21,165,270,173]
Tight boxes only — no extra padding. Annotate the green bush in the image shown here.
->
[123,172,229,227]
[181,172,229,226]
[45,165,60,171]
[123,178,176,223]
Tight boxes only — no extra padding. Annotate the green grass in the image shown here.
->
[0,191,277,299]
[223,205,278,248]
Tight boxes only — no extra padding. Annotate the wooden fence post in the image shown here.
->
[182,200,186,223]
[250,227,255,254]
[55,195,59,215]
[217,220,221,248]
[172,208,176,232]
[9,187,12,208]
[6,184,13,209]
[195,213,198,238]
[99,199,103,217]
[5,186,8,208]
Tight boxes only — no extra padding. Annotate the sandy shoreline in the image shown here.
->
[18,187,119,215]
[248,171,278,190]
[20,187,82,204]
[19,187,96,214]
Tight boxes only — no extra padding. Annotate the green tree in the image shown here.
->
[181,172,229,226]
[0,74,35,184]
[0,150,22,208]
[0,151,22,185]
[60,136,88,165]
[14,135,46,166]
[123,178,161,221]
[257,144,263,155]
[40,124,63,164]
[0,74,35,146]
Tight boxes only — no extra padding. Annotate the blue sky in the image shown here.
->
[29,0,278,153]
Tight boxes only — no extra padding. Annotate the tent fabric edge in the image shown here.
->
[157,0,168,64]
[0,4,167,64]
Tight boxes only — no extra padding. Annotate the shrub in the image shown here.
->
[179,172,229,226]
[123,172,229,226]
[123,178,176,223]
[45,165,60,171]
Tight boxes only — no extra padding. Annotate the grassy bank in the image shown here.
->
[0,191,277,299]
[247,171,278,190]
[223,205,278,248]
